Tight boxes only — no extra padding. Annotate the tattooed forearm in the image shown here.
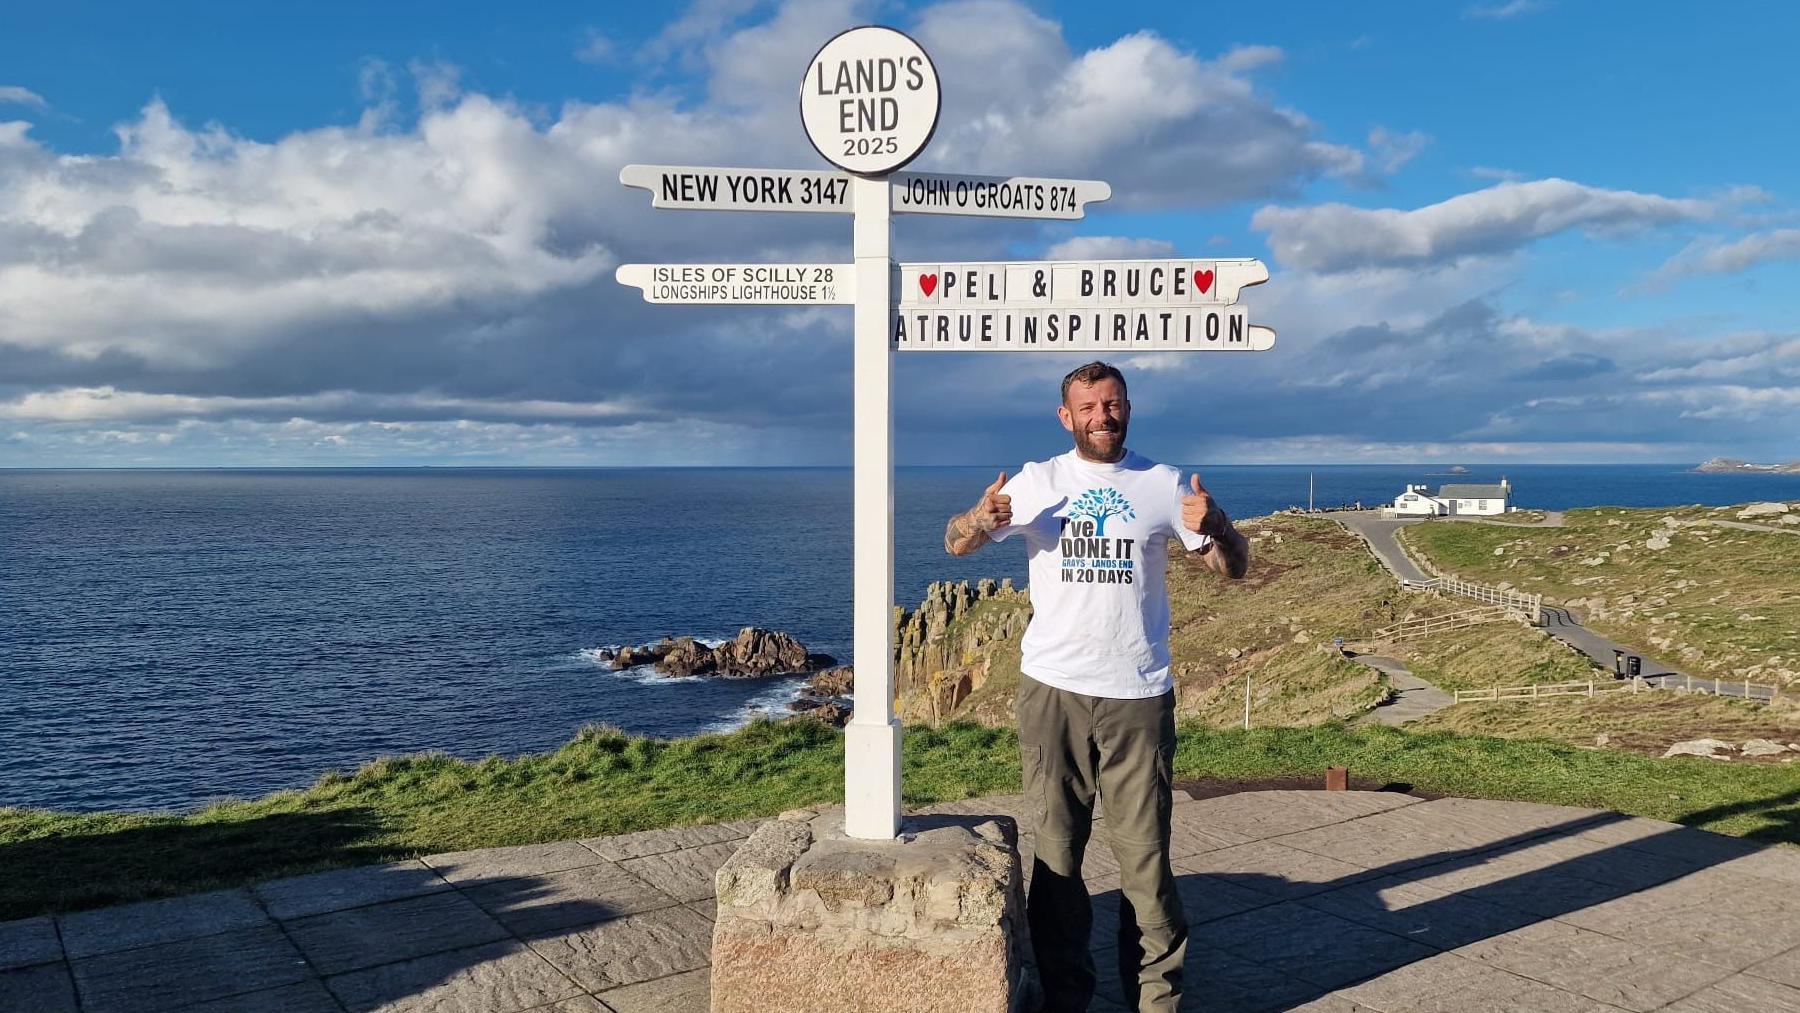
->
[943,509,991,556]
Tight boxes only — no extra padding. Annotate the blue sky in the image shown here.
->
[2,0,1797,466]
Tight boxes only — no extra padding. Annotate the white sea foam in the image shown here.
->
[699,677,812,735]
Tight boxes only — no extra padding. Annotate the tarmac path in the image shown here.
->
[1325,512,1776,704]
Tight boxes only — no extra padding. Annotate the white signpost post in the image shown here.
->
[617,25,1275,842]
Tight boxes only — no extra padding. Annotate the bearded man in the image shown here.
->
[944,360,1250,1013]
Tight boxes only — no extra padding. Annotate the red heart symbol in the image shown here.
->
[1193,269,1214,295]
[919,273,938,298]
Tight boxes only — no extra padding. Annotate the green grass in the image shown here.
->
[1393,622,1602,693]
[1402,505,1800,687]
[4,718,1798,921]
[1412,692,1800,757]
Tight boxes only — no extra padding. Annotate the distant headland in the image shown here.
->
[1693,457,1800,474]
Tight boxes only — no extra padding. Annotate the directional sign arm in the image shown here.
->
[1213,259,1270,306]
[619,165,855,213]
[616,263,857,304]
[890,173,1111,221]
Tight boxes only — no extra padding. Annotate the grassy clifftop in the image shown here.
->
[1403,504,1800,687]
[5,718,1798,921]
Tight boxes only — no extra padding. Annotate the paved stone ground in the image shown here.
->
[5,791,1800,1012]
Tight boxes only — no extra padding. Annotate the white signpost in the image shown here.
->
[616,25,1275,841]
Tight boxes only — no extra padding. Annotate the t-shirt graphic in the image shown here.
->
[1059,487,1139,585]
[991,450,1212,699]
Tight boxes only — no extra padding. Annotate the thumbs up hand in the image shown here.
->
[971,471,1012,532]
[1182,472,1222,535]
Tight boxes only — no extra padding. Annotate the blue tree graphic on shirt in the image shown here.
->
[1067,487,1135,536]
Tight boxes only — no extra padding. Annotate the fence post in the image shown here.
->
[1492,686,1499,701]
[1685,674,1692,692]
[1716,677,1721,696]
[1746,678,1752,698]
[1588,680,1595,698]
[1632,677,1640,694]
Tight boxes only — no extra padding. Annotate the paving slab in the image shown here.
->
[1169,868,1278,925]
[69,923,312,1013]
[1337,950,1625,1013]
[1190,901,1439,992]
[1750,943,1800,990]
[579,823,750,863]
[6,791,1800,1013]
[0,915,62,970]
[285,889,511,976]
[178,978,347,1012]
[1174,790,1420,841]
[1660,972,1800,1013]
[57,887,270,959]
[525,906,714,994]
[616,842,740,903]
[423,840,609,887]
[253,859,452,920]
[539,996,613,1012]
[0,960,78,1013]
[1172,841,1374,901]
[1453,918,1737,1011]
[324,939,583,1013]
[1297,873,1538,951]
[596,966,711,1012]
[463,861,678,936]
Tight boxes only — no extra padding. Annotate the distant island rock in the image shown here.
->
[1426,465,1471,476]
[1694,457,1800,474]
[598,627,835,679]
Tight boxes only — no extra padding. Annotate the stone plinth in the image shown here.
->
[710,809,1028,1013]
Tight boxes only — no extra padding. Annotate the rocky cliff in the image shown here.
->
[892,578,1033,725]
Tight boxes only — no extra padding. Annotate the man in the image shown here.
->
[944,361,1250,1013]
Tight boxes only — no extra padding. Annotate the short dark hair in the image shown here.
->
[1061,361,1126,404]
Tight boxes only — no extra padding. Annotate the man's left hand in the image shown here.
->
[1182,473,1223,536]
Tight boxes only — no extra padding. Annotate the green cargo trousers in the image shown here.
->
[1017,674,1186,1013]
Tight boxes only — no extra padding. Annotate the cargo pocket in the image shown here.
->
[1020,743,1044,831]
[1155,730,1176,838]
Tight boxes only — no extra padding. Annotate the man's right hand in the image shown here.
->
[945,471,1011,555]
[970,471,1012,532]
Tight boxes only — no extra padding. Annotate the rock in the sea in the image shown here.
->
[805,666,854,697]
[1742,739,1788,757]
[1663,738,1736,760]
[655,627,835,678]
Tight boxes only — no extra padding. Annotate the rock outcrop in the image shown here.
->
[781,579,1034,727]
[597,628,835,679]
[892,578,1032,725]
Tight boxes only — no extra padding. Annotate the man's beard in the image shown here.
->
[1073,419,1128,462]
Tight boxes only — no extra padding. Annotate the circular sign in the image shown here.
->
[799,25,940,177]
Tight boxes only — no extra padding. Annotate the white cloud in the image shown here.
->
[575,29,616,65]
[1465,0,1548,19]
[0,86,48,109]
[912,10,1364,205]
[1367,127,1428,173]
[1252,178,1712,273]
[1663,229,1800,276]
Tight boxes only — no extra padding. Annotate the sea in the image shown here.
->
[4,464,1798,813]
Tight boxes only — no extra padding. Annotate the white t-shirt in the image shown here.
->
[991,449,1212,699]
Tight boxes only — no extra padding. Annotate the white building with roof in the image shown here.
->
[1391,478,1512,516]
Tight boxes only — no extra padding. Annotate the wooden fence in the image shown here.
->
[1403,576,1542,624]
[1374,605,1511,642]
[1454,675,1781,706]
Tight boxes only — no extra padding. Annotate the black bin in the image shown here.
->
[1626,655,1642,678]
